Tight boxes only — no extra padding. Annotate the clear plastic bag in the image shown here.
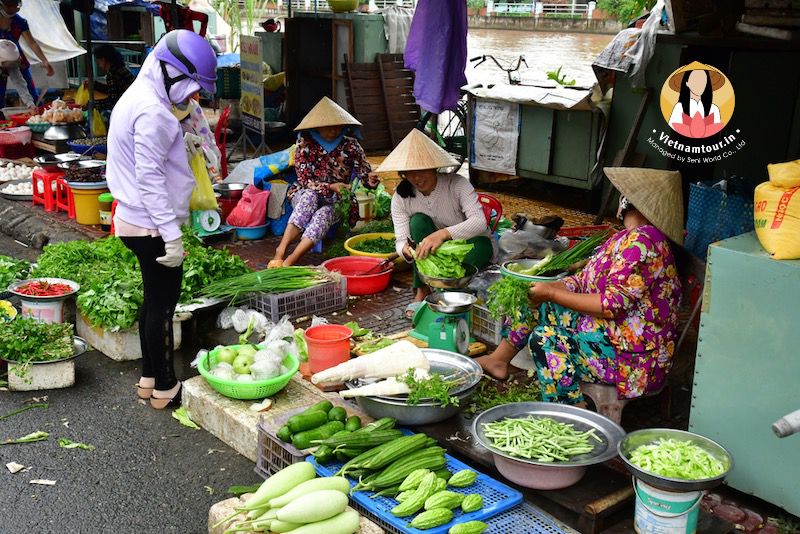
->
[624,0,666,88]
[260,315,295,347]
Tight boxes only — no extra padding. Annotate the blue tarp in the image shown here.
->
[216,53,240,69]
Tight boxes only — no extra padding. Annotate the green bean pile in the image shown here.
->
[482,416,601,462]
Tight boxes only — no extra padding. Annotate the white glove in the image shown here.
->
[156,238,185,268]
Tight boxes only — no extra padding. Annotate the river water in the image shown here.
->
[466,29,613,87]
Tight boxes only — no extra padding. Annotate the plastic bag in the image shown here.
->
[261,315,295,347]
[210,362,235,380]
[768,159,800,189]
[225,157,261,185]
[189,149,219,211]
[227,185,270,227]
[91,108,107,137]
[754,182,800,259]
[75,82,89,106]
[624,0,665,88]
[498,222,568,263]
[253,145,295,186]
[250,359,282,380]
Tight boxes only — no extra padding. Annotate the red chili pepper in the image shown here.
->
[16,281,73,297]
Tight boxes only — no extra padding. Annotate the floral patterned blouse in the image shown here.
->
[291,132,371,199]
[561,225,682,396]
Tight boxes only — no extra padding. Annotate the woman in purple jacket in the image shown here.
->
[106,30,216,409]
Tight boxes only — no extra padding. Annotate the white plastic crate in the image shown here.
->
[247,279,348,322]
[472,304,503,345]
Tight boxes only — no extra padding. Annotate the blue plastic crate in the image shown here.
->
[307,453,523,534]
[485,502,572,533]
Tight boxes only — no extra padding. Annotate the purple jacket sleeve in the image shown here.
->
[133,106,183,242]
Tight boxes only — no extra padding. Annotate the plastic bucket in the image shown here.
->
[72,186,109,225]
[305,324,353,374]
[634,479,703,534]
[354,192,375,229]
[21,299,65,324]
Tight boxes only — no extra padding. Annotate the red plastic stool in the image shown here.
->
[54,178,75,219]
[109,200,118,235]
[32,169,62,212]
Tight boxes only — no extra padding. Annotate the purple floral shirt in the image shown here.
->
[562,225,682,396]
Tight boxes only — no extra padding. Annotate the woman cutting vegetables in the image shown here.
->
[268,97,379,268]
[107,30,217,409]
[477,168,683,405]
[378,129,494,318]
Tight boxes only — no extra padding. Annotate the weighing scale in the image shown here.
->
[410,292,477,355]
[191,209,234,241]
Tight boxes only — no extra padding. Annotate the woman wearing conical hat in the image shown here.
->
[478,168,683,406]
[269,97,379,268]
[667,61,726,139]
[377,129,495,318]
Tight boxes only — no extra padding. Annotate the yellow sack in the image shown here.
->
[189,150,219,211]
[767,159,800,189]
[75,82,89,106]
[754,181,800,259]
[91,109,107,137]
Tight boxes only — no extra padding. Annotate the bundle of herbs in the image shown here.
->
[414,240,474,279]
[352,237,395,255]
[0,318,74,376]
[0,255,31,289]
[201,266,330,301]
[506,231,609,277]
[486,276,531,321]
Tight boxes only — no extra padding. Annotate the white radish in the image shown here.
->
[276,490,349,524]
[268,476,350,508]
[281,510,361,534]
[311,340,429,384]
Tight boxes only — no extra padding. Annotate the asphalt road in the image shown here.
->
[0,240,259,534]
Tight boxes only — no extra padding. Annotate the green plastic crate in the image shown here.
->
[216,67,241,99]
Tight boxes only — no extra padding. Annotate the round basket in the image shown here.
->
[198,345,299,400]
[26,122,50,133]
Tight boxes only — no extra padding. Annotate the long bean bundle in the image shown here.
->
[482,416,601,462]
[506,231,610,277]
[201,266,330,300]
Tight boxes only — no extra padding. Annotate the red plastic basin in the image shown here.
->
[322,256,393,296]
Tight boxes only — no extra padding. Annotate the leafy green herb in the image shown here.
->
[507,231,608,277]
[629,438,726,480]
[33,234,248,331]
[0,255,31,289]
[353,182,392,219]
[415,240,474,279]
[0,403,48,421]
[352,237,395,255]
[344,321,371,338]
[0,319,73,377]
[486,277,531,320]
[1,430,49,446]
[546,66,576,86]
[400,369,460,407]
[172,407,200,430]
[58,438,95,451]
[334,188,353,224]
[227,484,262,497]
[466,377,540,415]
[354,337,395,354]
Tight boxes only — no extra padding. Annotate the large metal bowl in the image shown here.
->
[425,292,476,315]
[344,348,482,426]
[418,263,478,289]
[472,402,626,490]
[1,336,88,365]
[618,428,734,492]
[214,183,247,199]
[33,153,89,171]
[500,259,568,282]
[8,278,80,301]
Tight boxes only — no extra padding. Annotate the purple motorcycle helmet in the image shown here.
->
[153,30,217,96]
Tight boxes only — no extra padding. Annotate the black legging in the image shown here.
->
[121,236,183,391]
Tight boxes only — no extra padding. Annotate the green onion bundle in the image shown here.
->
[507,231,609,277]
[482,416,600,462]
[201,266,330,300]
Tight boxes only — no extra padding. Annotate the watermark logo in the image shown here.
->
[647,61,746,164]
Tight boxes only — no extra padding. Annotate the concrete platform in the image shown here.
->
[209,496,384,534]
[183,374,369,463]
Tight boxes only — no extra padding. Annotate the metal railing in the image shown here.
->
[490,1,592,17]
[275,0,415,12]
[492,2,535,14]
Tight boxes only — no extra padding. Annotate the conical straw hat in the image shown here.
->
[376,129,459,173]
[294,96,361,131]
[668,61,725,92]
[604,167,685,245]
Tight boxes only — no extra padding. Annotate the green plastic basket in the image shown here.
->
[198,345,300,400]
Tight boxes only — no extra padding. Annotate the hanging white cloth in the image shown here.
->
[380,6,414,54]
[19,0,86,64]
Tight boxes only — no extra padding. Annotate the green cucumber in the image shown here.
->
[288,411,329,434]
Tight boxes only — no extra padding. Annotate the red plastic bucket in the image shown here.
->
[322,257,393,296]
[305,324,353,374]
